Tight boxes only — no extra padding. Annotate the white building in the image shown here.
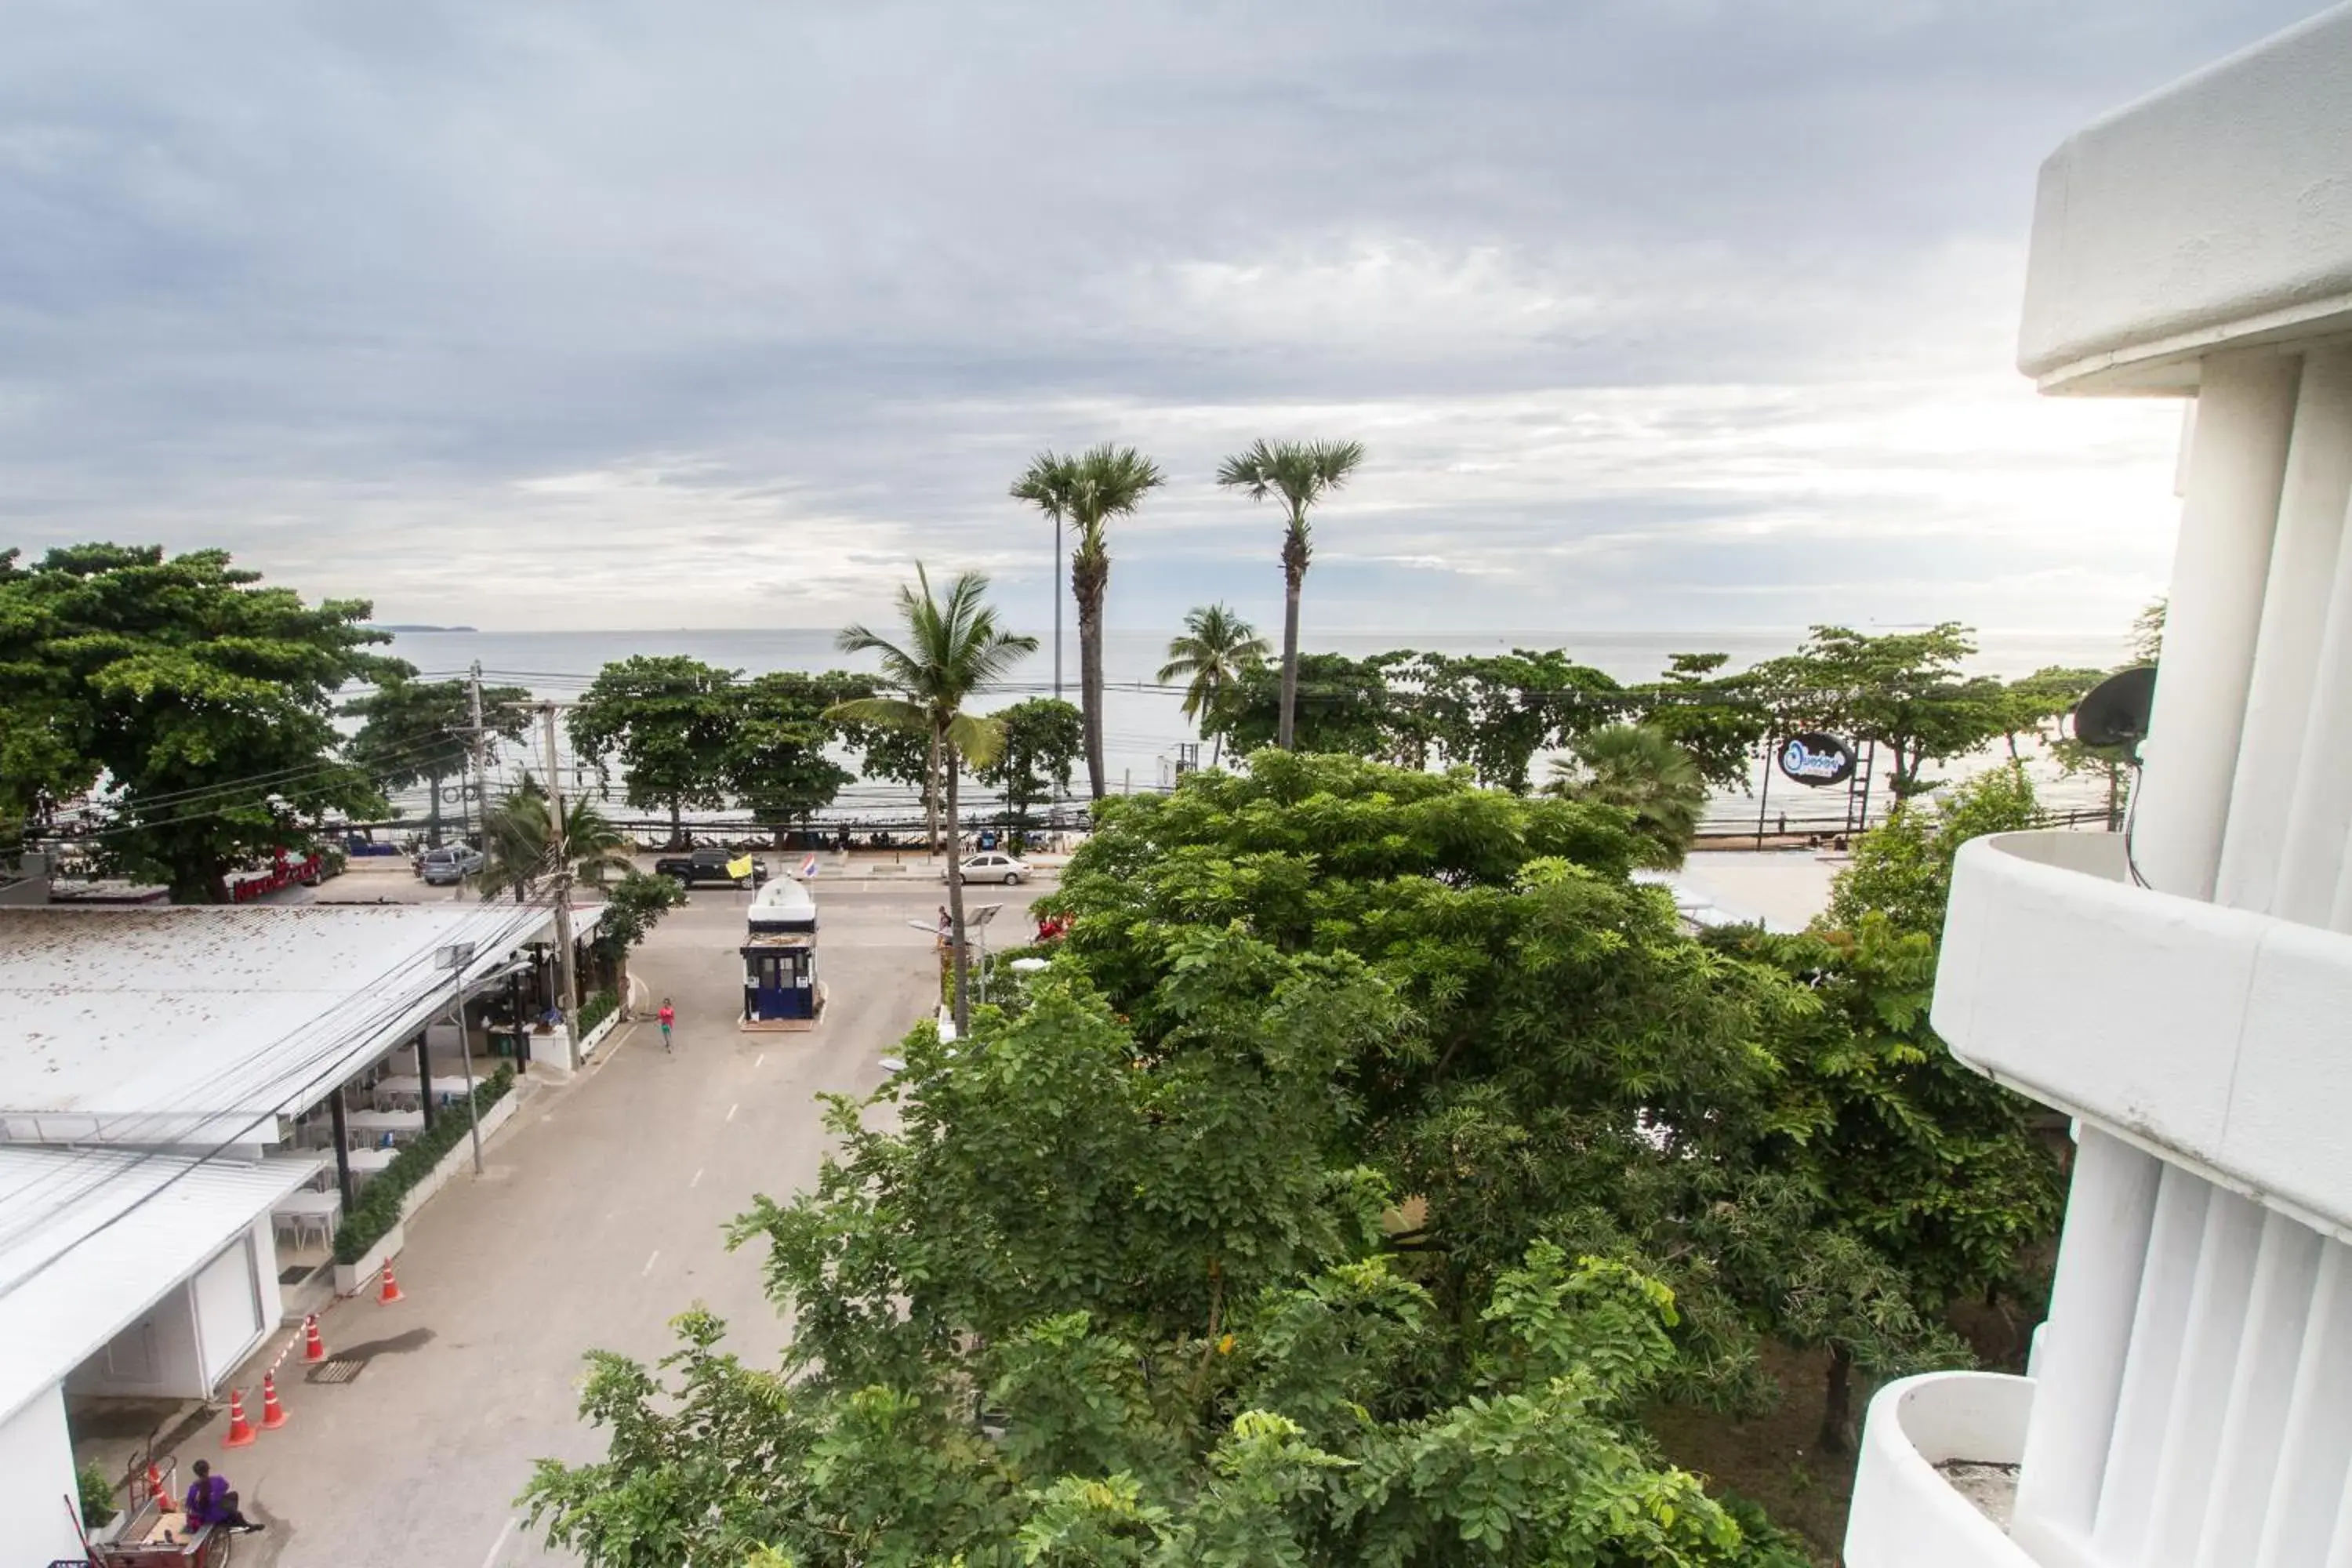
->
[1846,7,2352,1566]
[0,902,581,1566]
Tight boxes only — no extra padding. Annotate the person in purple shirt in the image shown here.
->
[183,1459,263,1534]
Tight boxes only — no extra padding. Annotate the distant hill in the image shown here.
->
[367,624,478,633]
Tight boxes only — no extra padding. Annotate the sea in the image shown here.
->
[377,626,2134,836]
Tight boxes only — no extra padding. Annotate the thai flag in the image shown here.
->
[799,852,819,880]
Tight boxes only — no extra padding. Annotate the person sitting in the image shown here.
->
[184,1459,263,1534]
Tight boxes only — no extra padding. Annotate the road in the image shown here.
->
[198,868,1043,1568]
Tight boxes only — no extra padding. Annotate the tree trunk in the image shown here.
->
[427,771,445,848]
[670,798,684,850]
[925,735,942,854]
[1075,558,1109,798]
[1820,1341,1855,1455]
[1278,572,1303,751]
[946,732,971,1035]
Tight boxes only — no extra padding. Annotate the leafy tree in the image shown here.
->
[0,543,394,901]
[474,777,634,902]
[975,697,1084,830]
[586,869,688,1004]
[1216,438,1365,752]
[1823,760,2041,937]
[1211,652,1397,760]
[727,670,872,843]
[343,672,531,845]
[569,655,739,847]
[1403,649,1624,792]
[1013,445,1166,799]
[1627,653,1773,793]
[1755,624,2006,801]
[835,711,940,847]
[830,565,1038,1033]
[1547,724,1708,867]
[1157,603,1269,768]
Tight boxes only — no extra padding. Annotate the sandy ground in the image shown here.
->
[167,866,1044,1568]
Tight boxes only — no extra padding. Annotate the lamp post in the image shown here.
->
[435,941,485,1175]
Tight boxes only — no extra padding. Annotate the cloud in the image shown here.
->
[0,0,2318,635]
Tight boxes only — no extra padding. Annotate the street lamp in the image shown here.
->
[434,941,486,1175]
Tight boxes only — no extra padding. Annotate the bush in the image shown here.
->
[78,1460,116,1529]
[332,1066,515,1265]
[577,989,618,1036]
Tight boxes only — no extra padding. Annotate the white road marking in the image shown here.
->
[689,1167,703,1189]
[479,1515,517,1568]
[725,1102,739,1122]
[755,1052,766,1068]
[641,1250,660,1276]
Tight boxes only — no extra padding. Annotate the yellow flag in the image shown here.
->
[725,854,754,880]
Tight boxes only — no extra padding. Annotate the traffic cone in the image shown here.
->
[379,1261,404,1304]
[302,1312,326,1363]
[260,1371,288,1431]
[222,1389,256,1448]
[148,1462,174,1512]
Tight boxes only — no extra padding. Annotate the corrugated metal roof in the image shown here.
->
[0,903,567,1145]
[0,1145,311,1425]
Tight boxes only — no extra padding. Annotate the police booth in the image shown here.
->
[741,877,824,1030]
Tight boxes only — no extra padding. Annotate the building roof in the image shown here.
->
[0,902,567,1146]
[0,1145,311,1425]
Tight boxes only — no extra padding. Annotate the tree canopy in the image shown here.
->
[975,697,1084,830]
[569,655,742,846]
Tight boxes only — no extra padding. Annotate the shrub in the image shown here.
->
[78,1460,117,1529]
[577,989,618,1036]
[332,1066,515,1264]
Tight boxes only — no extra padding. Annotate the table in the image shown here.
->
[371,1074,473,1111]
[343,1108,425,1146]
[271,1189,342,1250]
[347,1146,399,1178]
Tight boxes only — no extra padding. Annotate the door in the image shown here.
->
[749,953,793,1020]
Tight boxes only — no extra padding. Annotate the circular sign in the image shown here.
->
[1777,732,1857,788]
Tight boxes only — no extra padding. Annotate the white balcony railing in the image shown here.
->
[1845,1372,2037,1568]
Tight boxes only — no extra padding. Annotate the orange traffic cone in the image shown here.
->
[149,1462,174,1512]
[379,1261,404,1304]
[260,1371,288,1431]
[222,1389,256,1448]
[302,1312,326,1363]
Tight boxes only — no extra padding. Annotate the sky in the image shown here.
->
[0,1,2328,638]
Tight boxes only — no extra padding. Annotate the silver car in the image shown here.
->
[418,844,486,885]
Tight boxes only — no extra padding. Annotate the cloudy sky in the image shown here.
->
[0,2,2325,638]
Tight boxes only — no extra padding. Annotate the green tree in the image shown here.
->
[585,869,688,1004]
[1156,604,1269,769]
[1823,760,2041,937]
[1627,653,1773,793]
[975,697,1084,831]
[1547,724,1709,868]
[1403,649,1624,791]
[0,543,394,901]
[1012,445,1166,800]
[569,655,739,848]
[1211,652,1397,760]
[474,777,634,902]
[1757,624,2006,802]
[1216,438,1365,752]
[343,672,531,846]
[830,565,1038,1033]
[727,670,872,844]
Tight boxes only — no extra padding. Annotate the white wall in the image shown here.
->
[191,1229,266,1388]
[65,1283,203,1402]
[0,1383,89,1567]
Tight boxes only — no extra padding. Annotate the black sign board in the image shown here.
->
[1777,732,1857,788]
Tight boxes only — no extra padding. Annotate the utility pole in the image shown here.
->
[466,662,487,847]
[434,942,485,1175]
[540,702,581,1061]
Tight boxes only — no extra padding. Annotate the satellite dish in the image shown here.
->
[2072,666,2158,753]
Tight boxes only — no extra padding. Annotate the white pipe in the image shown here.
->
[2134,350,2301,901]
[2219,349,2352,913]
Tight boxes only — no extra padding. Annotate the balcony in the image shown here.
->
[1845,1372,2036,1568]
[1933,830,2352,1241]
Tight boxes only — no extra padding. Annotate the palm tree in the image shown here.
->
[1156,604,1269,769]
[1214,438,1364,750]
[1546,724,1709,868]
[1011,444,1165,799]
[829,566,1038,1033]
[472,777,633,901]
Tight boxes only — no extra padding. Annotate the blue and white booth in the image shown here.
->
[741,877,824,1030]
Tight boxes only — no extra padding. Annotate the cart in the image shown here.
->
[84,1486,234,1568]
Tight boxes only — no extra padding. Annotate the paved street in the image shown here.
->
[185,868,1044,1568]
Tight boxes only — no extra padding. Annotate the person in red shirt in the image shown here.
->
[656,998,674,1053]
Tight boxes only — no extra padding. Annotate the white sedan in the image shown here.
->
[946,851,1031,886]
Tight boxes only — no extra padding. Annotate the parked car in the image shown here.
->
[655,846,770,887]
[418,844,485,886]
[946,851,1031,886]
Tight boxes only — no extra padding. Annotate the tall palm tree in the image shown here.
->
[829,566,1038,1033]
[1156,604,1269,769]
[1011,444,1165,799]
[1547,724,1709,868]
[1214,438,1364,751]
